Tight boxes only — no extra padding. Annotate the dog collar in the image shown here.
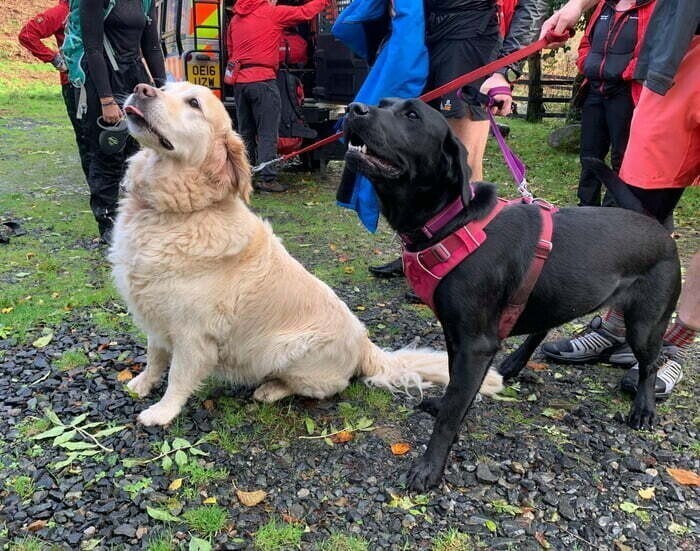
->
[400,186,475,244]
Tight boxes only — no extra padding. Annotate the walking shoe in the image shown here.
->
[254,180,288,193]
[541,315,633,365]
[368,257,404,279]
[620,347,683,400]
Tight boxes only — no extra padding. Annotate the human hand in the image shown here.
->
[51,53,67,72]
[480,73,512,116]
[539,0,587,48]
[100,99,123,125]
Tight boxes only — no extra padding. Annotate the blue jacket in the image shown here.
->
[334,0,428,232]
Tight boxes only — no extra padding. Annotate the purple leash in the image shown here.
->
[486,86,533,200]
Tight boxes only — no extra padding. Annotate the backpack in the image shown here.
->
[61,0,152,116]
[276,69,316,154]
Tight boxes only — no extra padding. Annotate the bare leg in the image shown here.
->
[127,336,171,398]
[447,117,490,181]
[138,337,217,426]
[678,252,700,330]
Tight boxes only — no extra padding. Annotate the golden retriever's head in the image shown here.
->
[123,82,252,208]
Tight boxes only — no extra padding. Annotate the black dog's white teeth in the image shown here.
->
[348,143,367,154]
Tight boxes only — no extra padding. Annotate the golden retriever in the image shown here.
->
[110,82,503,426]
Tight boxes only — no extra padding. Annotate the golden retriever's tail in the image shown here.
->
[358,339,503,397]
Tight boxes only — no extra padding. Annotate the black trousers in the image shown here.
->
[62,83,92,180]
[578,86,634,206]
[234,80,280,182]
[78,60,147,236]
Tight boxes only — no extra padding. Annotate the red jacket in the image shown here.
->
[577,0,656,103]
[18,1,69,86]
[227,0,328,84]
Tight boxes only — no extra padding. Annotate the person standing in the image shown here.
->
[77,0,165,244]
[226,0,329,193]
[370,0,548,279]
[18,0,91,179]
[575,0,656,207]
[541,0,699,400]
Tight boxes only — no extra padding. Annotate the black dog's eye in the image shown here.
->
[405,110,419,120]
[188,98,201,109]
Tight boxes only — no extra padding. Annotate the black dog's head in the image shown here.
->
[343,98,473,234]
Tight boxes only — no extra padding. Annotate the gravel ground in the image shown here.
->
[1,274,698,550]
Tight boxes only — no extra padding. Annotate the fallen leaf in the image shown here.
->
[282,513,302,524]
[355,305,365,311]
[337,254,349,263]
[534,531,551,550]
[168,478,183,491]
[666,467,700,487]
[343,266,355,274]
[390,442,411,455]
[236,489,266,507]
[27,519,47,532]
[668,522,690,535]
[202,497,217,505]
[1,307,13,314]
[331,430,354,444]
[203,399,215,411]
[613,540,632,551]
[135,526,148,540]
[117,369,133,382]
[638,487,655,500]
[619,501,639,513]
[527,361,548,371]
[32,333,53,348]
[97,343,110,352]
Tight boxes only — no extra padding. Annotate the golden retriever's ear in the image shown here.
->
[224,131,253,203]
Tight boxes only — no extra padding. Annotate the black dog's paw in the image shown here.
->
[627,404,656,430]
[417,398,442,417]
[406,458,442,492]
[497,355,524,380]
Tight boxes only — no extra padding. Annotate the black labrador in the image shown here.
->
[343,98,681,491]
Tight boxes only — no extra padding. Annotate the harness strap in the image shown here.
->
[76,84,88,120]
[497,201,556,339]
[103,36,120,72]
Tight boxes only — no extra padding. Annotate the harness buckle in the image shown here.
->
[535,239,553,259]
[430,243,452,263]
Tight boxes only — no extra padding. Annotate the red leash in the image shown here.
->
[251,30,573,173]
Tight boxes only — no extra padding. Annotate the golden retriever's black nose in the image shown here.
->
[348,102,369,117]
[134,83,157,98]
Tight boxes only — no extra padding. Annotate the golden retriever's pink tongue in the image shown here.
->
[125,105,145,118]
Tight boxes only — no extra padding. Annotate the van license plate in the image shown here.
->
[187,61,220,88]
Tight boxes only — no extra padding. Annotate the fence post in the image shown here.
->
[526,52,544,122]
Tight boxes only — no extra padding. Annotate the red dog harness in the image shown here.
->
[402,195,558,339]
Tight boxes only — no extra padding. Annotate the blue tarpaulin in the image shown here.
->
[333,0,428,232]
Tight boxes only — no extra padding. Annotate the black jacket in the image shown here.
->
[634,0,699,95]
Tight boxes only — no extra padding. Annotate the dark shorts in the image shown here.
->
[427,35,500,121]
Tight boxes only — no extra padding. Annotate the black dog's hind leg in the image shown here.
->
[624,259,681,429]
[497,332,548,380]
[407,333,499,491]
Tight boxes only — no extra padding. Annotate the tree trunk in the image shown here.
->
[526,52,544,123]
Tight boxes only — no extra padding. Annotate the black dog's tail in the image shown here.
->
[581,157,646,214]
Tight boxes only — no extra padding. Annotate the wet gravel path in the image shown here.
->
[1,282,698,550]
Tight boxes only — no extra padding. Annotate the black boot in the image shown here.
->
[368,257,404,279]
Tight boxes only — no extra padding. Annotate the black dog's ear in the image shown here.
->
[441,129,472,205]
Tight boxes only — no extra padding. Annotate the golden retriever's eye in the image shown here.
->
[188,98,201,110]
[405,110,419,120]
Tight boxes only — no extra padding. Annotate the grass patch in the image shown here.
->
[7,536,61,551]
[316,533,369,551]
[178,460,229,487]
[17,415,51,438]
[145,531,176,551]
[183,505,229,536]
[431,529,473,551]
[254,518,304,550]
[54,348,90,370]
[6,475,35,501]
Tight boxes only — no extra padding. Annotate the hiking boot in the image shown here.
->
[541,315,632,365]
[620,346,683,400]
[369,257,404,279]
[254,180,288,193]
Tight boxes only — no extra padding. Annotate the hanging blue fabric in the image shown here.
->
[333,0,428,232]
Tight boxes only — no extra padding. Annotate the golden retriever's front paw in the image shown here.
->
[137,403,180,426]
[253,380,292,403]
[127,372,155,398]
